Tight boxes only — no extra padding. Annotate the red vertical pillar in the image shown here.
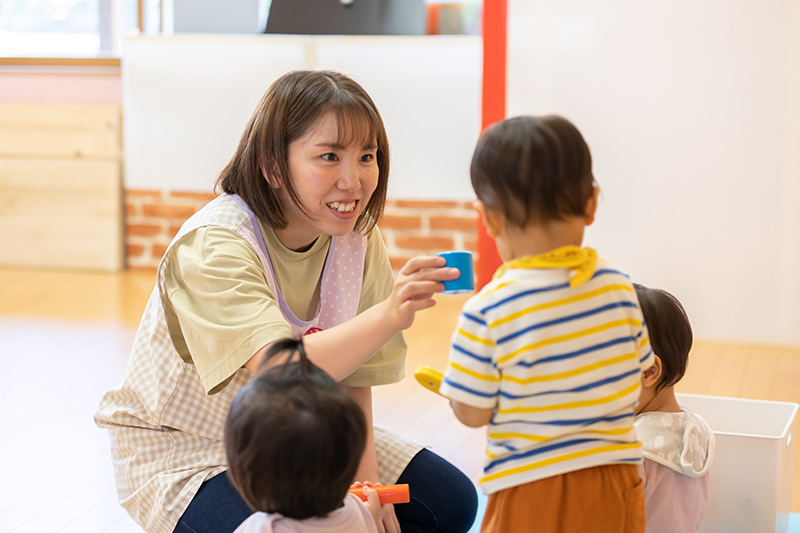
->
[476,0,507,289]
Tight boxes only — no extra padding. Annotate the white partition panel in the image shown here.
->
[123,36,307,192]
[507,0,800,345]
[122,35,481,199]
[316,38,482,200]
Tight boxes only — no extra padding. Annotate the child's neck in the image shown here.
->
[639,386,682,415]
[501,216,587,260]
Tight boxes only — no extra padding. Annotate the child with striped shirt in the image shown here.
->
[440,115,654,533]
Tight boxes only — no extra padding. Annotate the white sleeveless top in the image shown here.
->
[95,194,421,533]
[233,494,378,533]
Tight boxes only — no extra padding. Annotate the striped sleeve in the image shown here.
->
[636,314,654,370]
[440,302,500,409]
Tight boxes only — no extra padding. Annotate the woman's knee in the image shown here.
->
[438,474,479,533]
[396,449,479,533]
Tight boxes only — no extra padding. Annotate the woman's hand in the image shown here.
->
[380,255,460,332]
[378,501,401,533]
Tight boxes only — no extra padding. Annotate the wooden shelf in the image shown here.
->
[0,57,121,67]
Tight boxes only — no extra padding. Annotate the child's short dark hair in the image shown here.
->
[634,284,693,393]
[470,115,596,227]
[224,338,367,519]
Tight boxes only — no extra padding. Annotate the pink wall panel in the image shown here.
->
[0,72,122,105]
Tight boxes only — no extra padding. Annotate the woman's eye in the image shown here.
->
[361,153,375,163]
[321,153,337,162]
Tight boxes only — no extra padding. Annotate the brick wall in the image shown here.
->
[381,199,478,270]
[125,190,216,270]
[124,190,478,271]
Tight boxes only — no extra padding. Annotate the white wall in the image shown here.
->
[122,34,481,199]
[507,0,800,345]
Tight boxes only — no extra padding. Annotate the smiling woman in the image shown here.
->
[273,111,380,251]
[276,112,378,247]
[94,69,478,533]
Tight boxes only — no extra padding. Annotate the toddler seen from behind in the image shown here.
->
[633,284,715,533]
[440,115,654,533]
[224,338,382,533]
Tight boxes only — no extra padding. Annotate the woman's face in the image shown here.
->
[275,112,379,251]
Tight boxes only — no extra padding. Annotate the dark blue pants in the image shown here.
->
[174,448,478,533]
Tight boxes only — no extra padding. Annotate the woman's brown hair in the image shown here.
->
[216,70,389,233]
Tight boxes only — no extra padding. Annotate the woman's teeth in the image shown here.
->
[327,201,356,213]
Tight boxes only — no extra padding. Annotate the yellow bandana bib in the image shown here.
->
[492,245,598,287]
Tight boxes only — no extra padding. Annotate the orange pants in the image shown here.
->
[481,464,645,533]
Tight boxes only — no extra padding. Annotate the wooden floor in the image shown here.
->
[1,267,799,532]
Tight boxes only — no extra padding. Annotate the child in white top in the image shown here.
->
[633,284,715,533]
[224,338,382,533]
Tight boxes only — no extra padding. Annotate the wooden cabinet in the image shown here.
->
[0,104,123,271]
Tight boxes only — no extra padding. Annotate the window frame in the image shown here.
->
[0,0,143,66]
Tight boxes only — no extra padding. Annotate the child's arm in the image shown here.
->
[440,301,500,426]
[450,400,494,427]
[352,483,383,529]
[346,386,401,533]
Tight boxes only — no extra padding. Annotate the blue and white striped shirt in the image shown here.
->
[440,258,654,494]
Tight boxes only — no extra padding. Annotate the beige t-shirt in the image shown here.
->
[163,222,407,394]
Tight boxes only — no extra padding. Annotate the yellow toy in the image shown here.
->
[414,366,446,397]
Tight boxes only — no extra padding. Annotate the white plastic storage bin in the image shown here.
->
[676,393,798,533]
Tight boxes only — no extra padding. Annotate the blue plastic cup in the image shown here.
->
[437,251,475,295]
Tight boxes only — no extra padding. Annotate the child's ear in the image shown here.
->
[474,200,503,238]
[642,355,663,388]
[583,186,600,226]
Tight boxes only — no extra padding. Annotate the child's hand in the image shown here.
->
[450,399,494,428]
[381,256,460,331]
[352,482,387,529]
[361,485,383,524]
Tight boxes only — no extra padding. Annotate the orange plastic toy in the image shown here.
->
[348,484,410,505]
